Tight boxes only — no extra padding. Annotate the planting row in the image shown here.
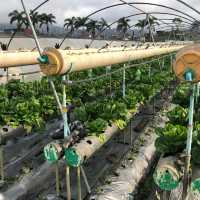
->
[155,83,200,166]
[0,55,174,140]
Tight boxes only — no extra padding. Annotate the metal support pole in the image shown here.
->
[106,66,111,75]
[182,84,195,200]
[196,82,200,103]
[77,166,82,200]
[49,80,64,115]
[170,54,173,73]
[88,69,93,78]
[80,166,91,194]
[66,166,71,200]
[129,120,133,146]
[148,65,151,79]
[122,64,126,98]
[21,0,43,55]
[110,74,112,98]
[6,68,8,83]
[162,58,165,69]
[55,163,60,196]
[62,75,70,138]
[0,144,4,184]
[147,14,155,45]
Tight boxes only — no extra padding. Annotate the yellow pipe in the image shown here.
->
[40,45,184,75]
[0,45,184,75]
[0,50,39,68]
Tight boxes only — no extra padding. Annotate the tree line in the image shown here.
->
[7,9,199,41]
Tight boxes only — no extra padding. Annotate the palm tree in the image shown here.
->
[74,17,88,30]
[173,18,182,31]
[96,18,110,39]
[8,10,27,30]
[98,18,109,32]
[146,16,159,42]
[86,19,99,38]
[39,13,56,33]
[135,16,158,42]
[173,18,182,39]
[117,17,130,39]
[64,17,76,34]
[191,20,200,31]
[135,19,146,41]
[30,11,41,29]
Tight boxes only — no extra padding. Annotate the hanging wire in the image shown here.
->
[63,53,174,85]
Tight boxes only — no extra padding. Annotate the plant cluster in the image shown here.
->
[155,83,200,166]
[0,57,173,140]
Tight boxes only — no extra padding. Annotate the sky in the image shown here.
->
[0,0,200,29]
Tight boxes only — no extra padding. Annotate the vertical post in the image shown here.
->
[196,82,200,103]
[109,66,112,97]
[66,166,71,200]
[0,143,4,184]
[106,65,111,75]
[170,54,173,74]
[148,65,151,79]
[22,75,25,82]
[62,75,70,138]
[182,84,195,200]
[162,58,165,69]
[77,166,82,200]
[147,14,155,45]
[122,64,126,98]
[88,69,93,78]
[129,120,133,146]
[62,75,72,199]
[6,68,9,83]
[80,166,91,194]
[55,164,60,196]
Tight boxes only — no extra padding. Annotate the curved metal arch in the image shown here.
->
[87,12,193,47]
[86,2,197,22]
[175,0,200,16]
[155,24,191,31]
[59,2,197,48]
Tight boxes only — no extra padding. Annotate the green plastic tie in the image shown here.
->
[37,55,49,64]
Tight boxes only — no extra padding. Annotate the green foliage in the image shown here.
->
[167,106,188,125]
[172,84,190,107]
[155,123,187,154]
[0,55,173,136]
[73,105,88,122]
[86,118,108,135]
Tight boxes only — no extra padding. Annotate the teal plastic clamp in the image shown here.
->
[37,55,49,64]
[184,68,195,81]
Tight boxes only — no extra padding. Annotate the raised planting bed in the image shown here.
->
[0,54,175,199]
